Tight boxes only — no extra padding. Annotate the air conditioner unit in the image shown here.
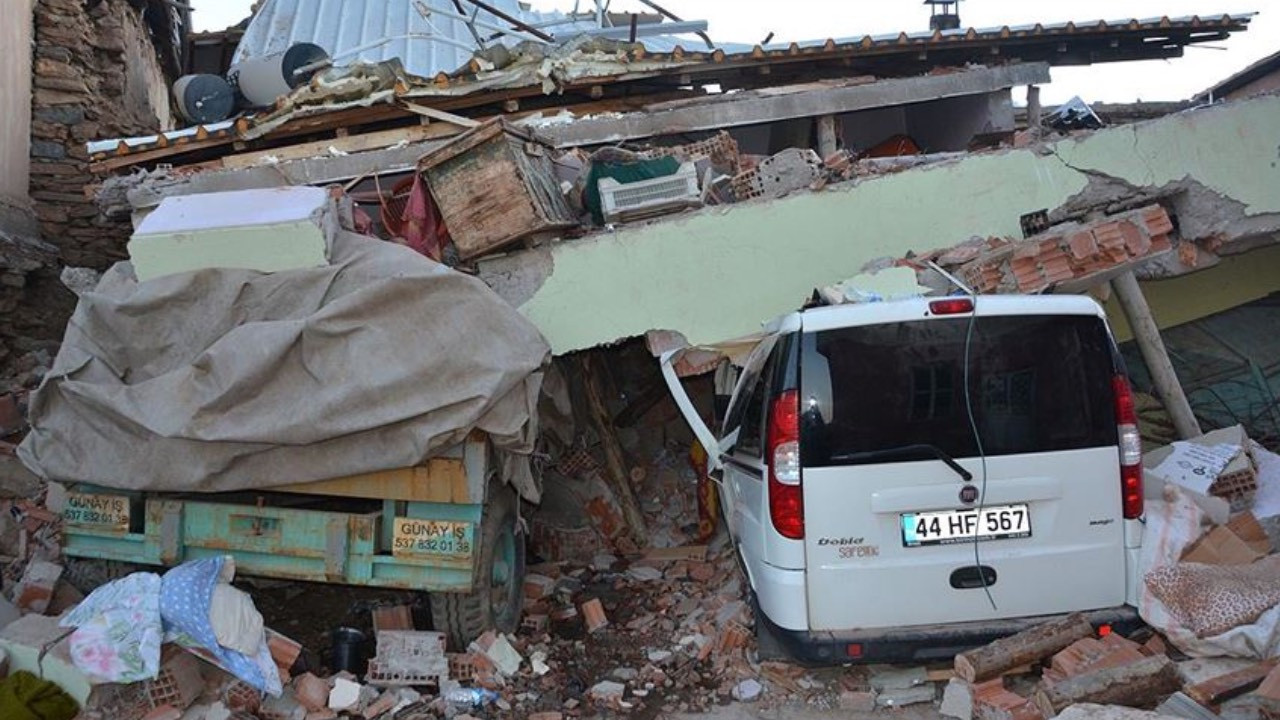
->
[598,162,701,223]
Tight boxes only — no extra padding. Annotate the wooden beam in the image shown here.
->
[90,134,238,173]
[816,114,838,158]
[276,459,469,502]
[1033,656,1181,717]
[579,352,648,548]
[1184,660,1279,707]
[220,123,463,170]
[955,613,1094,683]
[539,62,1050,147]
[1110,270,1202,439]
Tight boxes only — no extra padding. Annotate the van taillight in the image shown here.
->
[1113,375,1143,519]
[768,389,804,539]
[929,298,974,315]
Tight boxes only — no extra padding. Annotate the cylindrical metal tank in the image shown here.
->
[227,42,330,107]
[172,74,236,124]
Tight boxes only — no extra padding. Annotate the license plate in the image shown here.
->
[63,492,131,530]
[901,504,1031,547]
[391,518,474,560]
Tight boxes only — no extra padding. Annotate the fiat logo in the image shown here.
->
[959,485,979,504]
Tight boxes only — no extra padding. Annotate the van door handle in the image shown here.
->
[950,565,997,589]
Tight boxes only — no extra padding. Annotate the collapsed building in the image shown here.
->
[1,2,1279,717]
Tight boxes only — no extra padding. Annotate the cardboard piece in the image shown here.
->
[1226,512,1273,555]
[1180,525,1264,566]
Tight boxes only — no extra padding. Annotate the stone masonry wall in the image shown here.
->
[3,0,173,389]
[29,0,172,270]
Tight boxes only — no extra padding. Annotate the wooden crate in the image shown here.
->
[417,118,576,260]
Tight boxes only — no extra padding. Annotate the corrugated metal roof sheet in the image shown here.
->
[89,12,1256,167]
[232,0,719,78]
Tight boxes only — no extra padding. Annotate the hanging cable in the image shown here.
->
[962,295,997,612]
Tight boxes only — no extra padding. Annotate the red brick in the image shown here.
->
[1119,220,1151,257]
[267,630,303,673]
[523,573,556,600]
[371,604,414,632]
[581,598,609,633]
[1066,231,1098,260]
[521,613,549,634]
[1142,206,1174,235]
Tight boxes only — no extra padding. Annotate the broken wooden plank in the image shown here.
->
[399,102,482,128]
[643,545,709,562]
[221,123,462,170]
[955,612,1095,683]
[1183,659,1279,707]
[579,352,648,548]
[1033,655,1180,717]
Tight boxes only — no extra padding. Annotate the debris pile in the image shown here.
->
[937,425,1280,720]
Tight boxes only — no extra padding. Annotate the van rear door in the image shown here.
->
[799,301,1127,631]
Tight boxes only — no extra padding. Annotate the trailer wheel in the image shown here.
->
[63,558,144,595]
[429,483,525,649]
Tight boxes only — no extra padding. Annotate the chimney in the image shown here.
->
[925,0,962,31]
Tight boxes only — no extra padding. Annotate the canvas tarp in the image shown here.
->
[18,231,550,497]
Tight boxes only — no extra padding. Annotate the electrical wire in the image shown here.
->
[962,295,998,612]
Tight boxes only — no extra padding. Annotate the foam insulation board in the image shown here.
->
[128,186,335,281]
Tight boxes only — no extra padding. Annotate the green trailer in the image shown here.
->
[58,433,525,648]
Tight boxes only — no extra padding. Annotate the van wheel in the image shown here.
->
[429,484,525,650]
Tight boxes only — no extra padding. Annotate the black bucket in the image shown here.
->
[330,626,368,675]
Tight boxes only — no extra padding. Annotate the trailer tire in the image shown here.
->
[63,558,144,595]
[430,483,525,650]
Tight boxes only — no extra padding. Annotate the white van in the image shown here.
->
[662,294,1143,663]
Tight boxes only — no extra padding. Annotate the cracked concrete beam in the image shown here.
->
[479,94,1280,354]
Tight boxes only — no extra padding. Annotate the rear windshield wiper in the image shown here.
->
[829,444,973,482]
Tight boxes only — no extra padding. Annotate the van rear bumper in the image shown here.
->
[761,605,1142,665]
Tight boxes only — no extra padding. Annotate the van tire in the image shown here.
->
[429,483,525,650]
[751,591,791,661]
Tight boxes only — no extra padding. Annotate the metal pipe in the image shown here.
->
[451,0,487,48]
[415,2,549,44]
[460,0,556,42]
[634,0,715,48]
[580,20,709,41]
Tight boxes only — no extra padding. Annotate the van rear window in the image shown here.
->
[799,314,1117,467]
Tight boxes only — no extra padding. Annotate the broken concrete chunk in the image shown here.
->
[1154,692,1219,720]
[483,633,522,677]
[1054,703,1185,720]
[327,676,362,711]
[732,678,763,702]
[870,664,929,691]
[876,683,937,708]
[839,689,878,713]
[588,680,626,704]
[13,560,63,614]
[942,678,974,720]
[128,186,335,282]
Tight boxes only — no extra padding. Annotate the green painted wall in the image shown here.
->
[501,95,1280,353]
[1106,243,1280,342]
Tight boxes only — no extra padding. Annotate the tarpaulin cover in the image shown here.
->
[18,231,549,496]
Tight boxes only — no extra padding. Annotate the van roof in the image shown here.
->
[764,294,1107,334]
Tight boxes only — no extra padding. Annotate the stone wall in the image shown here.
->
[29,0,173,270]
[2,0,176,389]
